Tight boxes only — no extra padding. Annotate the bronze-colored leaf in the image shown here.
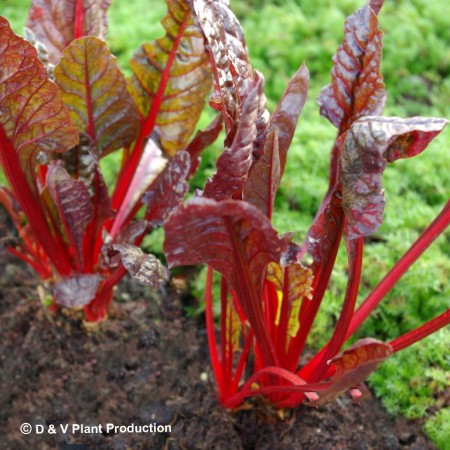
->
[317,3,385,134]
[54,37,140,157]
[128,0,212,155]
[341,116,448,239]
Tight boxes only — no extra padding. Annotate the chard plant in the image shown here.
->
[164,0,449,408]
[0,0,221,321]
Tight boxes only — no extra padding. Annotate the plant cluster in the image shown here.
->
[162,0,449,408]
[0,0,449,410]
[0,0,220,321]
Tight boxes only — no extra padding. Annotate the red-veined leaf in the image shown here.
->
[105,244,169,288]
[128,0,212,156]
[193,0,252,139]
[307,338,392,406]
[269,63,309,175]
[46,163,93,268]
[26,0,111,64]
[54,273,101,307]
[0,18,78,274]
[164,197,287,366]
[317,3,385,134]
[244,129,280,219]
[0,17,79,184]
[203,76,263,200]
[144,150,191,226]
[54,36,140,157]
[341,116,448,240]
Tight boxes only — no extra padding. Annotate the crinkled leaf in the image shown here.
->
[164,198,286,295]
[26,0,111,64]
[193,0,252,140]
[106,243,169,288]
[308,338,392,406]
[0,18,79,185]
[54,37,140,157]
[306,190,344,267]
[341,116,448,240]
[56,134,98,188]
[46,163,93,265]
[54,274,101,307]
[203,77,262,200]
[144,151,191,226]
[269,63,309,175]
[244,129,280,219]
[368,0,384,15]
[128,0,212,155]
[164,197,287,365]
[317,3,385,134]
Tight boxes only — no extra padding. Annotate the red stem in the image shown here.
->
[74,0,84,39]
[0,129,72,275]
[299,200,450,380]
[310,237,364,381]
[205,266,223,391]
[348,200,450,337]
[389,309,450,353]
[112,12,190,210]
[224,217,278,368]
[287,209,344,367]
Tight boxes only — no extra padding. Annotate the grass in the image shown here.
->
[1,0,449,446]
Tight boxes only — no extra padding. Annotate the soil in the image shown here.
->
[0,252,437,450]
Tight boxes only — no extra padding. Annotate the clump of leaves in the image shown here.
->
[0,0,221,321]
[164,0,449,408]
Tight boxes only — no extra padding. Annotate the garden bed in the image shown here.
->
[0,253,436,449]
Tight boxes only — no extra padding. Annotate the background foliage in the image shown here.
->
[2,0,449,446]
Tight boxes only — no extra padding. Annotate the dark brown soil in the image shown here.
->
[0,254,437,450]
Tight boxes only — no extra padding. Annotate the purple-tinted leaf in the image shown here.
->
[185,114,223,176]
[47,163,93,267]
[115,220,149,245]
[317,3,385,134]
[269,63,309,174]
[106,244,169,288]
[54,274,101,307]
[243,129,280,219]
[144,151,191,226]
[164,198,286,296]
[368,0,384,15]
[26,0,111,64]
[128,0,212,155]
[308,338,392,406]
[341,116,448,240]
[203,77,262,200]
[306,189,344,267]
[0,18,79,184]
[193,0,252,140]
[54,37,140,157]
[164,197,287,365]
[111,139,167,237]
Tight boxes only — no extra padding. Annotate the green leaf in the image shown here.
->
[128,0,212,155]
[54,36,140,157]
